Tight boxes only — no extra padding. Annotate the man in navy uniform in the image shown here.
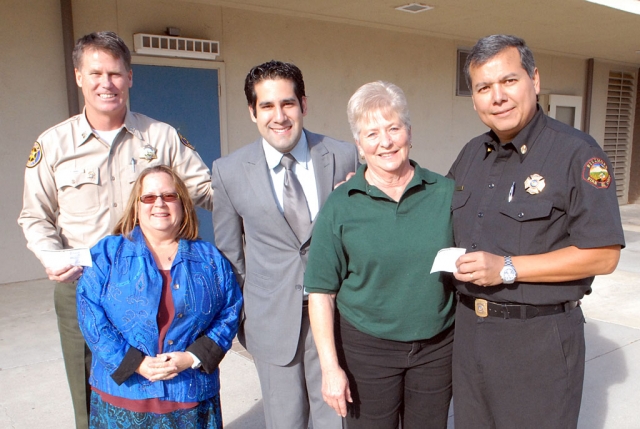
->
[448,34,624,429]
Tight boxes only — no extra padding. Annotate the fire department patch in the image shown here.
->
[582,157,611,189]
[26,142,42,168]
[179,133,195,151]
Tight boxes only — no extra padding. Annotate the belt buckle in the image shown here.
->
[475,298,488,318]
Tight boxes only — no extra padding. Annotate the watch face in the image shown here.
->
[501,266,517,283]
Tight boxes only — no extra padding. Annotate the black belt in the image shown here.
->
[458,294,578,319]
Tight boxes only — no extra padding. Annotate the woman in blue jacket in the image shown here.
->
[77,165,242,428]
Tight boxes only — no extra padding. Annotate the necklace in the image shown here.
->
[165,244,178,261]
[150,242,179,269]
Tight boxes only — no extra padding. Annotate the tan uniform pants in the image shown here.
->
[53,281,91,429]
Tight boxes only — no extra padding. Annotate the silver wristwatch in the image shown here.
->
[499,256,517,284]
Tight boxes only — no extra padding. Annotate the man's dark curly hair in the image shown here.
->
[244,60,306,116]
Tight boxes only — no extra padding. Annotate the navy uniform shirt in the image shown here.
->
[448,106,625,305]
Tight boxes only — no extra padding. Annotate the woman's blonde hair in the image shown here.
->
[113,165,199,240]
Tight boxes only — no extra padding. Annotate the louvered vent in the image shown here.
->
[604,70,635,202]
[133,33,219,60]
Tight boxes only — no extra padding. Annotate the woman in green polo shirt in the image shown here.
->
[305,81,455,429]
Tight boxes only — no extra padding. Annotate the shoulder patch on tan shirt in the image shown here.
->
[27,142,43,168]
[179,133,196,151]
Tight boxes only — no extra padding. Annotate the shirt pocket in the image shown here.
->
[450,189,471,212]
[450,189,472,246]
[127,160,162,184]
[450,189,471,229]
[55,168,100,215]
[498,198,553,254]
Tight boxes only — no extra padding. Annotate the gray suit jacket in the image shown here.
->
[211,130,359,366]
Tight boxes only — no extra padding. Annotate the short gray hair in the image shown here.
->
[464,34,536,90]
[347,81,411,141]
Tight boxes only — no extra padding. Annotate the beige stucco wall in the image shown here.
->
[71,3,587,168]
[1,0,69,283]
[0,0,593,284]
[537,54,586,97]
[69,1,489,168]
[220,8,488,169]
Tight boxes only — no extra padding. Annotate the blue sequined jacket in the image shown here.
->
[77,226,242,402]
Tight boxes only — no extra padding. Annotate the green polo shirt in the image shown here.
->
[305,161,455,342]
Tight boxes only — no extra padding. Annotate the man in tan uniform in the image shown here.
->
[17,31,212,429]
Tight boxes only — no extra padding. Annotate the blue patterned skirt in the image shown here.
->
[89,391,223,429]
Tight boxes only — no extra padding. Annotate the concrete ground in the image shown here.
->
[0,203,638,429]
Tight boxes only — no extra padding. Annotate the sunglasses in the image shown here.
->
[139,193,180,204]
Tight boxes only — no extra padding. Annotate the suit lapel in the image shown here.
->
[243,140,299,244]
[308,131,333,209]
[306,131,334,244]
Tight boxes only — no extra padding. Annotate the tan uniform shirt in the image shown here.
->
[18,110,213,265]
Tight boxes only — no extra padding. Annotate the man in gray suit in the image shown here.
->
[211,60,359,429]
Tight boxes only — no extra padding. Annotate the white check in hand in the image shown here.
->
[430,247,467,274]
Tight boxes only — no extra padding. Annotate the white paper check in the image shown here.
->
[40,248,93,269]
[430,247,466,274]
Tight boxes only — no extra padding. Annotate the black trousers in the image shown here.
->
[337,315,453,429]
[453,302,585,429]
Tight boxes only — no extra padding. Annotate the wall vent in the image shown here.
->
[133,33,219,60]
[395,3,434,13]
[604,70,636,203]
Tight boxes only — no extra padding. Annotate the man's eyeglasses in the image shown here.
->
[139,193,180,204]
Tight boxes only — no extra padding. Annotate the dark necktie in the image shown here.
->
[280,153,310,242]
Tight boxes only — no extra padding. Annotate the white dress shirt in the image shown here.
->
[262,133,319,222]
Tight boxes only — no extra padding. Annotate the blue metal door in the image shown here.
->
[130,64,220,243]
